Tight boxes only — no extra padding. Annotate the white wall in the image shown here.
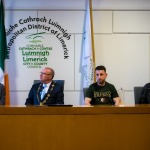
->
[5,0,150,10]
[4,0,150,105]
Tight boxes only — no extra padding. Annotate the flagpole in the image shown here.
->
[4,74,10,105]
[89,0,96,82]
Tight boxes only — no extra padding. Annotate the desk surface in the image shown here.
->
[0,104,150,115]
[0,104,150,150]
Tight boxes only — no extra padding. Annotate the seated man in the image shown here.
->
[85,65,120,106]
[25,67,64,106]
[0,83,5,105]
[139,83,150,104]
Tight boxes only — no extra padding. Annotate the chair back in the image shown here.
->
[83,87,88,98]
[34,80,65,90]
[134,87,143,104]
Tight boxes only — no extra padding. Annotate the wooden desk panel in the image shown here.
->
[0,105,150,150]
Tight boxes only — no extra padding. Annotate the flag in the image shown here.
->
[82,0,95,88]
[0,0,10,105]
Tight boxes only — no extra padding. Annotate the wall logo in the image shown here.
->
[6,16,71,68]
[19,32,52,68]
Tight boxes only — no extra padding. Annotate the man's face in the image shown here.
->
[96,70,107,86]
[40,68,52,83]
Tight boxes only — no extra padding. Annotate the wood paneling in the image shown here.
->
[0,105,150,150]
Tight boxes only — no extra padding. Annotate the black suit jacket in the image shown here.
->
[25,81,64,105]
[139,83,150,104]
[0,83,5,105]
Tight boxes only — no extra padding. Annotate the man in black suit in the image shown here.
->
[25,67,64,106]
[0,83,5,105]
[139,83,150,104]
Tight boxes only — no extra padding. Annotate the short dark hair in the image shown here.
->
[95,65,106,72]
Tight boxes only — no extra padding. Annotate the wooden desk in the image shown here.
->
[0,105,150,150]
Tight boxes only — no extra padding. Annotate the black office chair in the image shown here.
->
[34,80,65,90]
[83,87,88,98]
[134,87,143,104]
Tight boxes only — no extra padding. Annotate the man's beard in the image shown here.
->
[97,79,105,86]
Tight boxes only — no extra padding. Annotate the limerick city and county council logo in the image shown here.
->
[19,32,52,68]
[26,32,45,43]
